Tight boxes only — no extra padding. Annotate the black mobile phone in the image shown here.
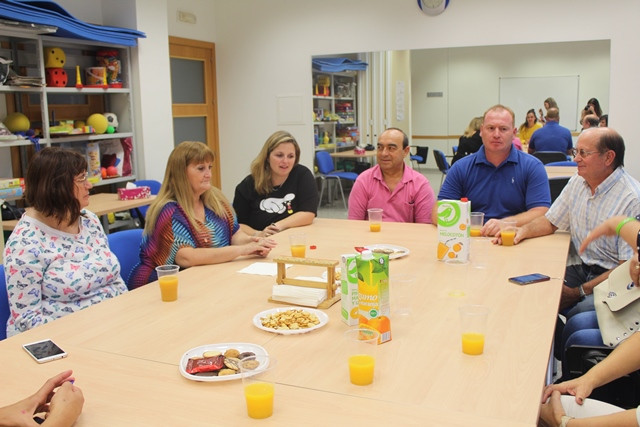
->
[508,273,551,285]
[22,339,67,363]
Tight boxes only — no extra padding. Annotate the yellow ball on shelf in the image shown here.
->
[86,113,108,134]
[4,112,30,132]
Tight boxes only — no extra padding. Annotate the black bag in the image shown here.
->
[1,201,24,220]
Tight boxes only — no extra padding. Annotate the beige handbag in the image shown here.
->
[594,259,640,347]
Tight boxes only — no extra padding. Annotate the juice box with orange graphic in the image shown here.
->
[436,199,470,263]
[356,250,391,344]
[340,253,359,326]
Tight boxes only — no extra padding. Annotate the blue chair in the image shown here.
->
[532,151,570,164]
[433,149,450,186]
[315,150,358,209]
[546,160,577,167]
[107,228,144,290]
[452,145,458,156]
[410,146,429,170]
[0,265,8,341]
[130,179,161,226]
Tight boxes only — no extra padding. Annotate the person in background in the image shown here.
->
[433,104,550,236]
[538,97,558,124]
[528,107,573,155]
[129,141,276,287]
[582,114,600,131]
[599,114,608,128]
[348,127,436,223]
[4,147,128,338]
[539,216,640,427]
[233,130,318,238]
[517,108,543,151]
[0,370,84,426]
[580,97,603,125]
[451,116,483,164]
[506,128,640,359]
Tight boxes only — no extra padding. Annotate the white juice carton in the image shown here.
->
[436,198,471,263]
[340,253,359,326]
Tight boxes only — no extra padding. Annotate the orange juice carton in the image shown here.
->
[436,198,471,263]
[356,250,391,344]
[341,254,359,326]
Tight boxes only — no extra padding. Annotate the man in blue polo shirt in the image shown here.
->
[528,107,573,155]
[433,104,551,236]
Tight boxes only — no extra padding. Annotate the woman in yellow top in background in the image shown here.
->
[517,109,543,151]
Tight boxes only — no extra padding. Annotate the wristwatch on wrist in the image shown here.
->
[578,285,586,301]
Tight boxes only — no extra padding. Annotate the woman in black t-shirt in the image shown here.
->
[233,131,318,237]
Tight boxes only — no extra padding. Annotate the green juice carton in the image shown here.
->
[356,250,391,344]
[436,198,471,263]
[340,253,359,326]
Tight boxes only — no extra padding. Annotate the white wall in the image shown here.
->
[53,0,640,199]
[410,40,610,167]
[210,0,640,198]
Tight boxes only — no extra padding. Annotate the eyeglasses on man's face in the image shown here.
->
[571,148,601,158]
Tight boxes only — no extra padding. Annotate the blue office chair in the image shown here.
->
[433,149,450,186]
[452,145,458,157]
[532,151,570,164]
[107,228,144,290]
[130,179,161,227]
[546,161,577,167]
[0,265,9,341]
[315,150,358,209]
[410,146,429,170]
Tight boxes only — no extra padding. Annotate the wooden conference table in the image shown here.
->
[0,219,570,426]
[1,193,156,232]
[545,165,577,179]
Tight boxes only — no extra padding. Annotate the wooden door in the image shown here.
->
[169,37,220,188]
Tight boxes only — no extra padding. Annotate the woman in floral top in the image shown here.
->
[4,147,127,337]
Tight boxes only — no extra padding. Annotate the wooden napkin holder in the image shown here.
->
[270,256,341,309]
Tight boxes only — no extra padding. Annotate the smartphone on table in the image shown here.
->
[508,273,551,285]
[22,339,67,363]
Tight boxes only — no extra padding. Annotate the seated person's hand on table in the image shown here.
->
[482,219,501,237]
[261,223,281,237]
[0,370,84,427]
[490,225,524,245]
[246,237,277,257]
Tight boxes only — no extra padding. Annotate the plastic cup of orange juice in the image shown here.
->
[289,234,306,257]
[459,305,489,355]
[367,208,383,232]
[344,328,379,385]
[240,355,277,419]
[500,220,517,246]
[155,264,179,302]
[470,212,484,237]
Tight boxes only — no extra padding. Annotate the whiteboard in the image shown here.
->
[499,76,580,131]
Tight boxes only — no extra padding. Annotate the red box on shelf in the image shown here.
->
[117,186,151,201]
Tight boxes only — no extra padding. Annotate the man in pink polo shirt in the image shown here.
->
[347,128,436,223]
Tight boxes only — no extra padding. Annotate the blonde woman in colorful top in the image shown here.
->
[517,109,543,150]
[4,147,128,337]
[129,141,276,288]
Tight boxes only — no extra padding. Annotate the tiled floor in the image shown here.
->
[317,167,443,219]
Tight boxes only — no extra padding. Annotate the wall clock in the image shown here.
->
[417,0,450,16]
